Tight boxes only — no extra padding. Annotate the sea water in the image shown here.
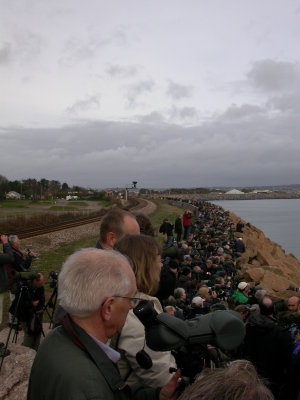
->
[212,199,300,261]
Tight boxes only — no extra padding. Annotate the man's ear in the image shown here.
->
[101,297,114,321]
[106,232,116,248]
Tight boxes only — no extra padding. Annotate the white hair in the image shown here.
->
[174,287,185,299]
[8,235,19,244]
[58,248,133,318]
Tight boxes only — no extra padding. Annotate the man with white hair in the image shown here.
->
[27,248,180,400]
[6,234,35,271]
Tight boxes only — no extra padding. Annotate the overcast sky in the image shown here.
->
[1,0,300,189]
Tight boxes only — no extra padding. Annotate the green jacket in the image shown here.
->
[232,290,248,305]
[27,319,158,400]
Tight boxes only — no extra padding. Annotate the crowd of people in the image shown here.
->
[0,203,300,399]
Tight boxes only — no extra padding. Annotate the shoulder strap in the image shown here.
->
[61,314,87,352]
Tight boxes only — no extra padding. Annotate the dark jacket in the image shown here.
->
[235,240,245,254]
[174,218,183,234]
[4,245,33,272]
[244,313,294,398]
[156,266,177,303]
[159,222,173,236]
[0,243,14,293]
[27,318,159,400]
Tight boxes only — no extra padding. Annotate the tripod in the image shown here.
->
[0,282,45,372]
[43,282,58,328]
[0,284,28,371]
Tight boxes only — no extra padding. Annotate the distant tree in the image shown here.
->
[22,178,39,200]
[0,175,9,199]
[0,174,8,185]
[49,180,61,199]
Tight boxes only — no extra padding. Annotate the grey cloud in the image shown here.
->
[0,31,43,66]
[0,42,13,65]
[247,60,300,92]
[1,103,300,188]
[106,64,139,78]
[166,81,193,100]
[267,93,300,112]
[66,96,100,114]
[170,106,198,121]
[220,104,264,120]
[126,79,155,105]
[136,111,165,124]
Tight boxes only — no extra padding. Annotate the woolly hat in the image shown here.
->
[238,281,248,290]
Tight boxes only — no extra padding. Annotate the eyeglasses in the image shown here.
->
[113,296,141,307]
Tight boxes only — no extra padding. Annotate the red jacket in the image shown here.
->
[183,213,191,227]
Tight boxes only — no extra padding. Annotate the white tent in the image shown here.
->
[225,189,245,195]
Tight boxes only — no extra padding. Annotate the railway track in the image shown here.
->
[16,198,149,239]
[18,212,106,239]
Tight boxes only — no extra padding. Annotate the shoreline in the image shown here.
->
[229,211,300,298]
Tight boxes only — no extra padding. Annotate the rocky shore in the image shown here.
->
[230,212,300,298]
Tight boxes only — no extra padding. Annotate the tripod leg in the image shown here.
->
[0,287,24,372]
[43,286,58,328]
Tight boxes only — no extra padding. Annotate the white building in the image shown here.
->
[225,189,245,195]
[6,191,21,199]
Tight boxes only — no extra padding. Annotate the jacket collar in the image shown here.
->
[66,315,127,392]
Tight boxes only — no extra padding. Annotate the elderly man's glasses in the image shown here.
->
[113,296,140,307]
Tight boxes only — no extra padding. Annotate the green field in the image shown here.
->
[0,200,30,208]
[65,201,88,207]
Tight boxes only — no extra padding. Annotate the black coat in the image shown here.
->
[156,266,177,302]
[0,243,14,293]
[159,222,173,236]
[174,218,183,234]
[244,313,294,398]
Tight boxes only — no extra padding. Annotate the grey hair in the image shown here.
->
[58,248,133,318]
[174,287,185,299]
[179,360,274,400]
[8,235,19,244]
[255,289,267,302]
[164,306,175,313]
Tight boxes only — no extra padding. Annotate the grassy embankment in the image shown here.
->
[0,199,183,325]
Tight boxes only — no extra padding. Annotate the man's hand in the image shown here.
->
[159,369,181,400]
